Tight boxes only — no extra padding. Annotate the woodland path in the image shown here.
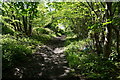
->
[3,36,81,80]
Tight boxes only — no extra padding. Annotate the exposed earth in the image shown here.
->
[3,36,84,80]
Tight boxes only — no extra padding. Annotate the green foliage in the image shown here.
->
[1,2,120,79]
[32,3,51,27]
[32,27,56,43]
[109,49,119,61]
[33,27,53,35]
[2,43,31,67]
[65,39,92,51]
[65,45,119,79]
[77,54,118,80]
[47,2,90,39]
[1,34,42,69]
[65,39,93,67]
[2,26,14,35]
[102,21,112,26]
[31,34,52,44]
[1,2,40,35]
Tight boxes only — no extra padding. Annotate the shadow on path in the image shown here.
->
[3,36,82,80]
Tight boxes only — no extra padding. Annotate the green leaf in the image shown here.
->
[103,21,112,26]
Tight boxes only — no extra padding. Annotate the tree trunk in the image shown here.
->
[117,3,120,57]
[28,14,32,36]
[22,16,27,35]
[18,18,23,31]
[104,24,112,57]
[104,2,113,57]
[94,33,102,55]
[12,15,17,31]
[116,31,120,54]
[15,18,20,31]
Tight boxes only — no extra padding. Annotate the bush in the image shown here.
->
[2,26,14,35]
[65,40,118,80]
[31,34,52,43]
[65,39,92,53]
[66,52,118,79]
[109,48,119,61]
[1,34,42,70]
[2,43,32,68]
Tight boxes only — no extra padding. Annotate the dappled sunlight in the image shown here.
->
[53,47,65,54]
[2,1,120,80]
[3,37,73,80]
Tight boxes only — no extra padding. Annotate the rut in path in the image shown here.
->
[3,36,81,80]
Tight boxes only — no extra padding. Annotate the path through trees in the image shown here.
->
[3,36,83,80]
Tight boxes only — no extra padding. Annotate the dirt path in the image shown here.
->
[29,37,71,80]
[3,36,80,80]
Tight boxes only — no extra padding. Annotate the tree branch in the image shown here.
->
[100,2,105,8]
[86,2,99,18]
